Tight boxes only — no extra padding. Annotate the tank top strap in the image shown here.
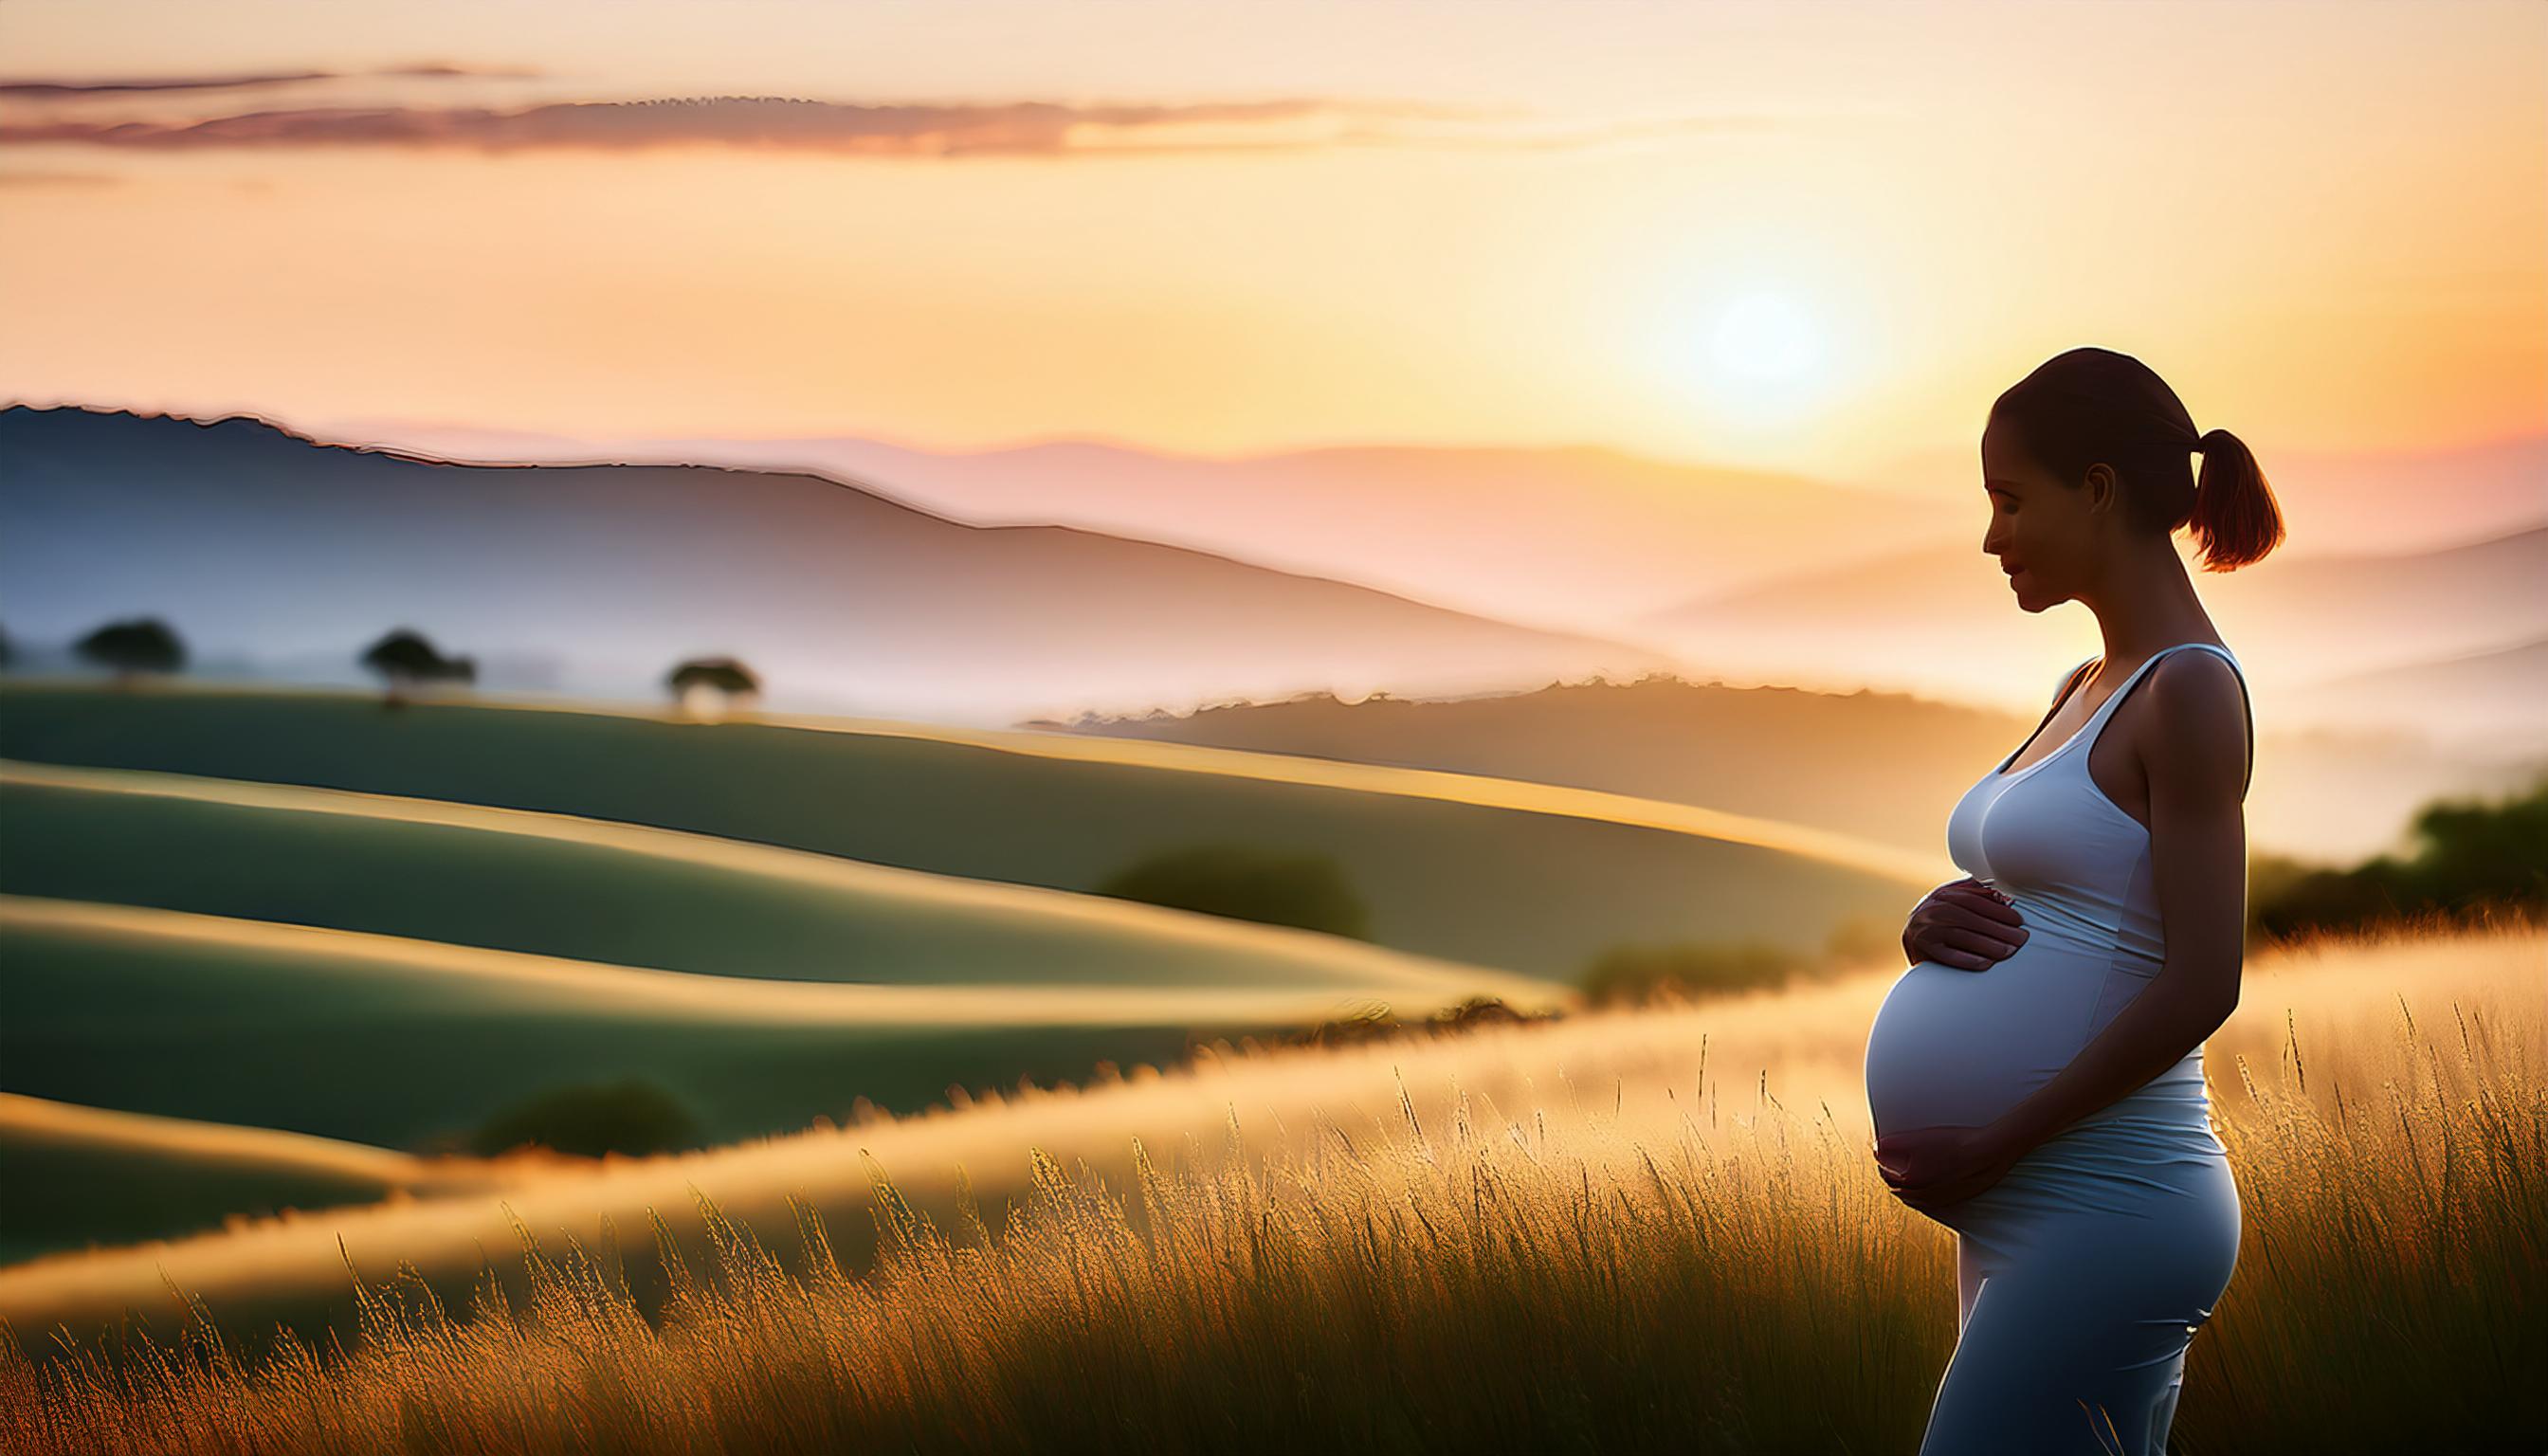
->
[2078,642,2253,794]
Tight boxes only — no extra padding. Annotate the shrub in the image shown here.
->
[467,1080,703,1159]
[1094,842,1372,940]
[1577,937,1809,1006]
[2251,774,2548,943]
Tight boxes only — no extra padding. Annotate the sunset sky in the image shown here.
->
[1,0,2540,490]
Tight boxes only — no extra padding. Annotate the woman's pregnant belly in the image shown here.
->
[1863,928,2117,1138]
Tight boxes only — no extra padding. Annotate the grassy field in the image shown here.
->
[0,681,1936,981]
[3,914,2537,1454]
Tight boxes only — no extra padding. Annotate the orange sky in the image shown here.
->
[1,0,2540,489]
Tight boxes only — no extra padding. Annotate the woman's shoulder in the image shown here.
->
[2138,648,2253,796]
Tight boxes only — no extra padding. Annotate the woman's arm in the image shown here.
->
[1981,651,2252,1159]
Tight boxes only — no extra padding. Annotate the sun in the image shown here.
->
[1646,281,1845,442]
[1710,290,1824,385]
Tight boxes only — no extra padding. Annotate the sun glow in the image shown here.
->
[1710,290,1824,387]
[1644,276,1854,456]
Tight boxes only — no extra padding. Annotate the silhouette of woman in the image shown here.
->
[1862,347,2286,1453]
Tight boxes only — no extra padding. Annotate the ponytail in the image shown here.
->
[2185,427,2285,572]
[1990,349,2288,573]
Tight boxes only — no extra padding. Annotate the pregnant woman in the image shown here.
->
[1863,346,2285,1454]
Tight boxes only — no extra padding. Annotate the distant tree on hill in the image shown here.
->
[1094,842,1372,939]
[360,628,476,708]
[74,617,185,684]
[0,621,11,671]
[667,656,761,717]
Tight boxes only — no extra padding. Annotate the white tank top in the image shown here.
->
[1864,642,2252,1144]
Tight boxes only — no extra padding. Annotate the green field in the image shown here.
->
[0,678,1935,1289]
[0,682,1936,980]
[0,1093,490,1265]
[0,895,1360,1151]
[0,760,1520,994]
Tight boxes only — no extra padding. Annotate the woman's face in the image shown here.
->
[1979,420,2110,612]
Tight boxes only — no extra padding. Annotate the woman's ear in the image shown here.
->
[2083,462,2120,515]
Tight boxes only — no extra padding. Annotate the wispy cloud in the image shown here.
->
[0,62,539,98]
[0,167,122,188]
[0,93,1769,157]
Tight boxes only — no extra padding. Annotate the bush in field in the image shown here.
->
[1577,937,1811,1005]
[72,617,184,682]
[1278,993,1558,1049]
[467,1080,702,1159]
[2251,774,2548,942]
[1580,917,1892,1009]
[1095,842,1372,940]
[1820,913,1902,966]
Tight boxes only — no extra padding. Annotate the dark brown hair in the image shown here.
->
[1989,346,2285,572]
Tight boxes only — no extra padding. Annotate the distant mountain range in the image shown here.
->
[312,417,1974,639]
[322,414,2548,651]
[315,411,2548,749]
[0,406,1672,724]
[7,403,2536,751]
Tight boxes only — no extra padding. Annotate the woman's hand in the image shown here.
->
[1903,875,2029,972]
[1873,1123,2024,1212]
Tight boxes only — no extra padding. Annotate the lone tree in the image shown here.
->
[361,628,476,707]
[74,617,185,685]
[667,655,762,717]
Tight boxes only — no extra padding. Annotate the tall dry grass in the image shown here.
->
[4,912,2539,1455]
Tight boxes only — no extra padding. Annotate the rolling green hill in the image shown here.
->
[0,1093,504,1265]
[0,894,1403,1150]
[0,682,1941,981]
[0,759,1534,997]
